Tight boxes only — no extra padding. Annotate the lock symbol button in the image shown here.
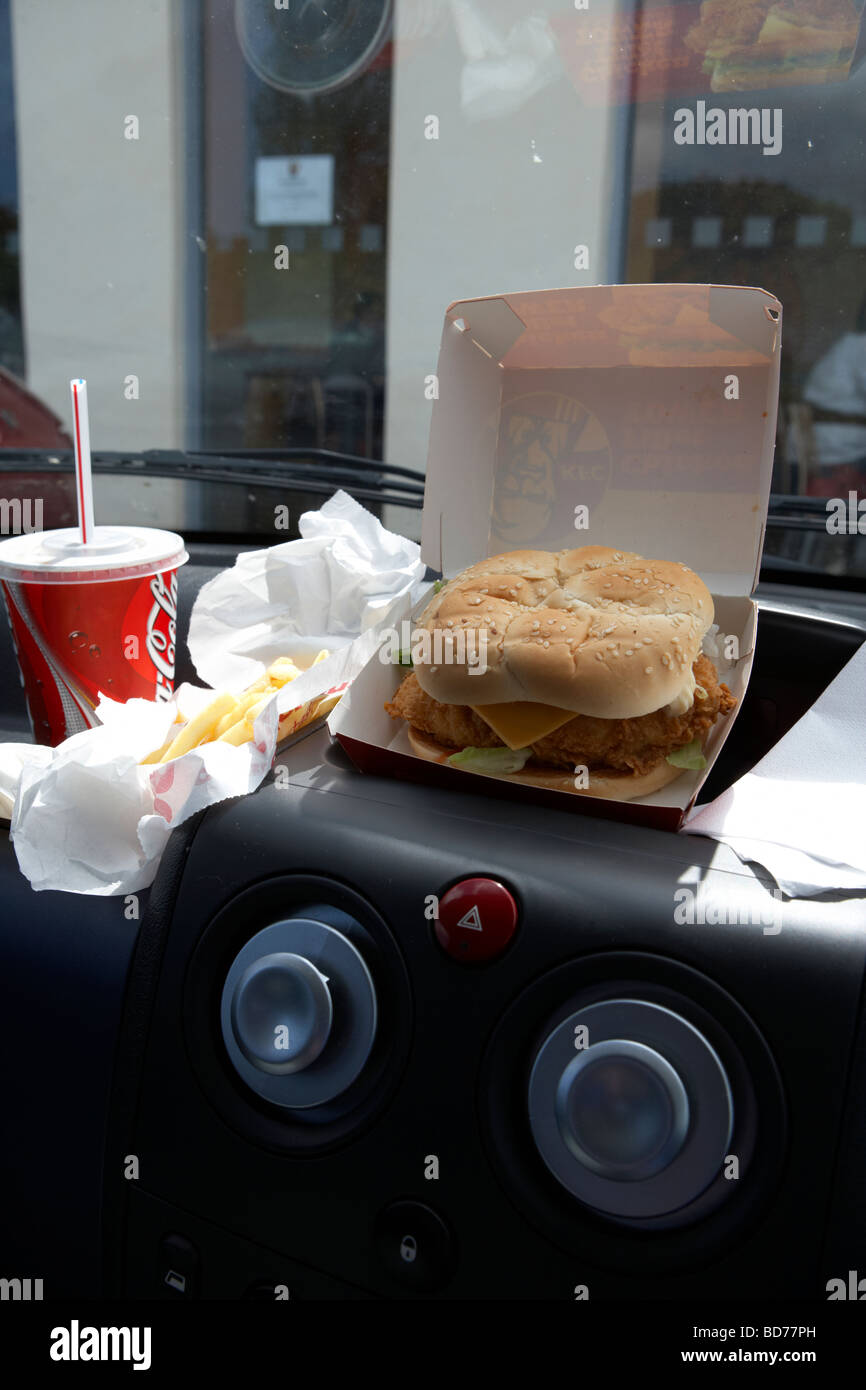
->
[375,1201,453,1290]
[399,1234,418,1264]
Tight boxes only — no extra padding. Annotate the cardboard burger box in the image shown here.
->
[330,283,782,830]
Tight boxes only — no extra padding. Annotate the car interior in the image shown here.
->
[1,0,866,1336]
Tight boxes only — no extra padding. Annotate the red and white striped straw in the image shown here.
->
[70,378,95,545]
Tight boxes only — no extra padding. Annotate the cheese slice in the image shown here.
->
[471,701,575,750]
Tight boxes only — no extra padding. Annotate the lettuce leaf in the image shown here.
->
[448,746,532,775]
[666,738,707,771]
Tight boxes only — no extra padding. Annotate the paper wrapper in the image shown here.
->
[3,687,272,895]
[187,489,426,691]
[0,492,425,895]
[683,640,866,897]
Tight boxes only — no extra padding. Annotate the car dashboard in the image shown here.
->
[1,544,865,1301]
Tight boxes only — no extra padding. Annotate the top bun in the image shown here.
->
[412,547,714,719]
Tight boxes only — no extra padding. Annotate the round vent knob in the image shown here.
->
[554,1039,690,1182]
[529,999,733,1219]
[221,918,377,1110]
[230,953,333,1075]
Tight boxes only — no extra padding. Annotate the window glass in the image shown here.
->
[0,0,863,577]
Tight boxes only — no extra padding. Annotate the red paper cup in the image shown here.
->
[0,525,188,745]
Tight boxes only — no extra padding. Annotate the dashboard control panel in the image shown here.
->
[100,606,866,1300]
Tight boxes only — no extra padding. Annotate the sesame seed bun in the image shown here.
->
[407,727,687,801]
[413,547,713,719]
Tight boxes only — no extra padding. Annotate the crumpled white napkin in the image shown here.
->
[0,743,53,821]
[683,639,866,897]
[5,687,277,896]
[187,489,426,692]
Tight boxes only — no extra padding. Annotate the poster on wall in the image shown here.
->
[254,154,335,225]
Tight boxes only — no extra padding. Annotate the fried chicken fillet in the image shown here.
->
[386,654,736,777]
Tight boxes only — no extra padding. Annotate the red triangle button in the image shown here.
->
[435,878,519,963]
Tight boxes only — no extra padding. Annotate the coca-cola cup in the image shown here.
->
[0,525,188,745]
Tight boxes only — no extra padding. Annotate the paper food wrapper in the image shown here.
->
[187,489,426,692]
[683,640,866,898]
[0,492,425,895]
[4,687,276,896]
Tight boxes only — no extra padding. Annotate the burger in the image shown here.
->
[684,0,862,93]
[385,546,737,800]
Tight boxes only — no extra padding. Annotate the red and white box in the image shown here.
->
[330,283,782,830]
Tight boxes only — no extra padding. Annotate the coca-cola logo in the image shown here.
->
[146,570,178,701]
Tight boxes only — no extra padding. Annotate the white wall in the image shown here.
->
[11,0,186,456]
[385,0,620,491]
[11,0,622,536]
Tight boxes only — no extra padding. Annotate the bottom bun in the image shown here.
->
[407,727,687,802]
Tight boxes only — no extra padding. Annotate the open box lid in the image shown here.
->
[421,284,782,596]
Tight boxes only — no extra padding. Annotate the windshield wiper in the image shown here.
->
[3,458,856,534]
[190,447,424,486]
[766,494,855,532]
[0,447,425,509]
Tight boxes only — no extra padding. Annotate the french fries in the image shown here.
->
[266,657,303,686]
[140,734,180,766]
[217,718,255,746]
[212,688,264,736]
[139,650,333,765]
[215,694,271,746]
[159,693,235,762]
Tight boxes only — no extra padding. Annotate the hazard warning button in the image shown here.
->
[434,878,519,963]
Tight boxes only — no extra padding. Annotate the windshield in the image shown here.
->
[0,0,865,579]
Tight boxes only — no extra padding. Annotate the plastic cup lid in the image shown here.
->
[0,525,188,584]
